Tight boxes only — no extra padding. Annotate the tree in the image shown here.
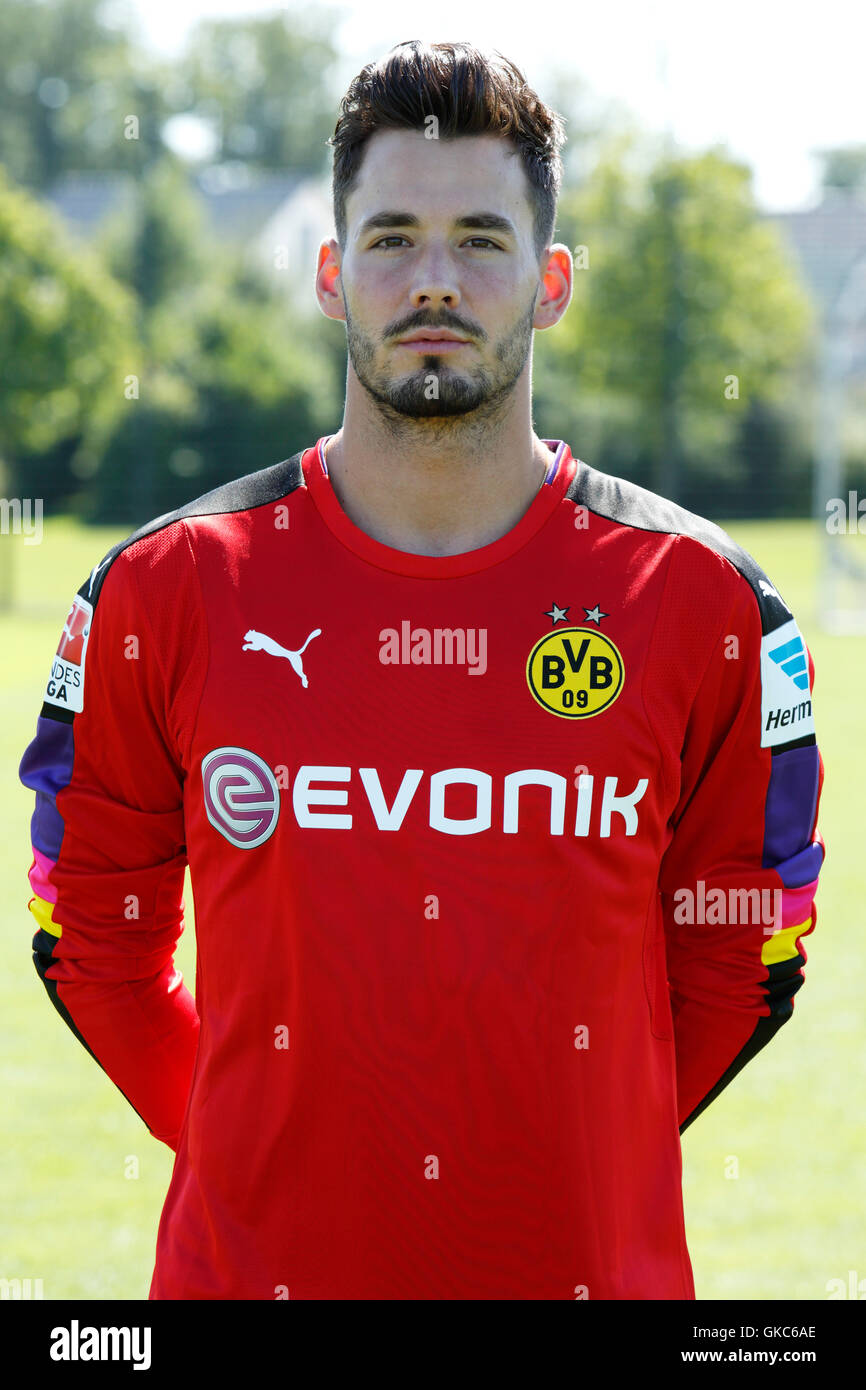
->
[537,134,815,508]
[0,0,170,188]
[94,156,209,518]
[178,9,339,174]
[0,163,135,497]
[817,145,866,196]
[87,266,339,523]
[100,156,207,309]
[89,165,339,523]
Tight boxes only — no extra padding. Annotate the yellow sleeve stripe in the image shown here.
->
[28,893,61,939]
[761,917,810,966]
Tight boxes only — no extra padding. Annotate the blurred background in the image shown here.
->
[2,0,864,1300]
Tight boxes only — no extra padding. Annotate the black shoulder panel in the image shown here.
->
[566,460,794,640]
[81,450,306,609]
[38,452,306,725]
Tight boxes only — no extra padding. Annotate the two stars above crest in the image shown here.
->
[544,603,608,626]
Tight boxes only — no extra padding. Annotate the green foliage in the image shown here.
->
[85,263,339,523]
[537,134,817,511]
[0,163,135,470]
[79,159,337,523]
[818,144,866,193]
[0,0,170,188]
[0,8,839,525]
[100,155,208,309]
[178,9,339,174]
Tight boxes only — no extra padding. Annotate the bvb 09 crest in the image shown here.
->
[526,626,625,719]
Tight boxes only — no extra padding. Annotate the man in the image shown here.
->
[19,41,824,1300]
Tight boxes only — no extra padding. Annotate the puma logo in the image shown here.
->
[88,556,111,596]
[758,579,791,613]
[242,627,322,688]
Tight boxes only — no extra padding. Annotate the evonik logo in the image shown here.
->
[201,749,650,846]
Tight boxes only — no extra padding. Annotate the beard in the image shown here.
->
[343,292,538,422]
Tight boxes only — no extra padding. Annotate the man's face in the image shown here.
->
[334,129,548,420]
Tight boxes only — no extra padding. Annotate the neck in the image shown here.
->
[321,394,552,557]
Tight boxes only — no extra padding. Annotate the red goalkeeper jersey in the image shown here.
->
[19,437,825,1299]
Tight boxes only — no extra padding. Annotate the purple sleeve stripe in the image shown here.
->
[762,743,820,868]
[770,838,825,889]
[19,714,74,862]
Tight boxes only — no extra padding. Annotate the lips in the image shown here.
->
[396,331,470,356]
[397,330,469,344]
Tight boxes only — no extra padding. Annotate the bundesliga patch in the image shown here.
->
[43,593,93,713]
[526,626,624,719]
[760,617,815,748]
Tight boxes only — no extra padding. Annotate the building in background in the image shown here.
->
[44,165,334,313]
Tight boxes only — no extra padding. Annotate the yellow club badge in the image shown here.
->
[527,608,624,719]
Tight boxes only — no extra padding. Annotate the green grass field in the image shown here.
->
[1,515,863,1300]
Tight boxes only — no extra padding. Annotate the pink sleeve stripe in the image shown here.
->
[28,845,59,904]
[780,875,819,931]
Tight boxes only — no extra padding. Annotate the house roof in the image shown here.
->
[44,166,311,243]
[766,188,866,321]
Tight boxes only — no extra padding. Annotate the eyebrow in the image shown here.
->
[357,211,517,239]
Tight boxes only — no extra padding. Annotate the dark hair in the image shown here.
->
[328,40,566,259]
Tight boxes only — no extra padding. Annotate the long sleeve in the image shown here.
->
[657,568,825,1133]
[18,527,204,1150]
